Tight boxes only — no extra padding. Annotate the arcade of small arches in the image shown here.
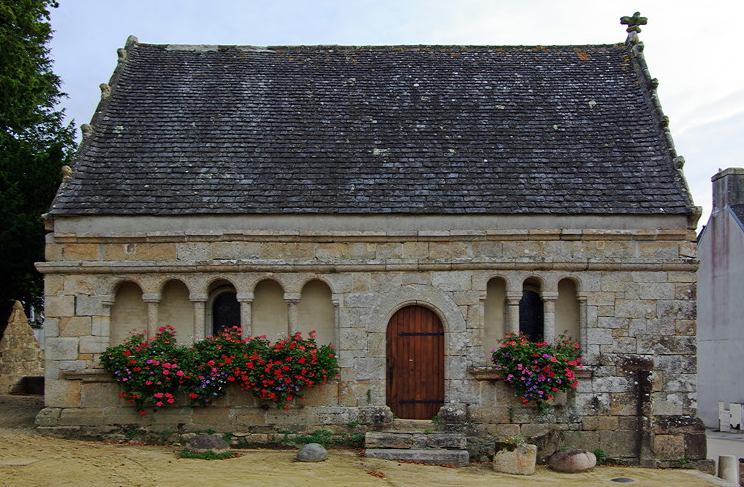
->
[103,273,584,357]
[482,276,583,355]
[107,277,338,349]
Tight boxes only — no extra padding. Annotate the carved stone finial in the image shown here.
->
[621,12,647,33]
[125,35,138,49]
[81,124,93,139]
[61,165,73,181]
[117,48,127,63]
[674,156,685,170]
[100,83,111,99]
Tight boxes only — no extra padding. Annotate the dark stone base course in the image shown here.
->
[36,425,366,450]
[35,405,711,474]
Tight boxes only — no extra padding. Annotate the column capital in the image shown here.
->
[236,292,253,303]
[190,293,208,303]
[541,292,559,301]
[142,293,161,303]
[506,291,523,302]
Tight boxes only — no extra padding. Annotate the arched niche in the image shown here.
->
[484,277,507,356]
[298,279,336,347]
[207,279,239,337]
[519,277,544,342]
[555,278,580,342]
[252,279,288,339]
[110,281,147,345]
[158,280,194,343]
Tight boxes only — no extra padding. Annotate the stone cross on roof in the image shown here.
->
[621,12,647,33]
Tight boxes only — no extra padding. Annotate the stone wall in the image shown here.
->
[0,301,45,394]
[36,213,703,466]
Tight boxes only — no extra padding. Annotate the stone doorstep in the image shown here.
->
[365,448,470,467]
[365,431,467,450]
[388,418,436,432]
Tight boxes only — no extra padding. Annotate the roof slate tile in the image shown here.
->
[51,43,692,216]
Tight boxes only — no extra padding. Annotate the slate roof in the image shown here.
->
[51,42,694,216]
[731,205,744,227]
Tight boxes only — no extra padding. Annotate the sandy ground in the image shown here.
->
[0,395,730,487]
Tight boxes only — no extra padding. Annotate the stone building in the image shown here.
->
[37,18,705,466]
[697,168,744,428]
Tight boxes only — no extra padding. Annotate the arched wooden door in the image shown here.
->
[386,305,444,419]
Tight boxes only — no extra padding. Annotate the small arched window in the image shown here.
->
[252,279,288,339]
[158,279,194,343]
[556,278,580,342]
[207,280,240,336]
[212,291,239,336]
[484,277,507,355]
[298,279,336,347]
[110,281,147,345]
[519,278,544,342]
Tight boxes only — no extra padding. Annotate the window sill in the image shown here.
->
[468,366,593,381]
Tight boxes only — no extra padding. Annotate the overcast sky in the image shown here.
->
[48,0,744,229]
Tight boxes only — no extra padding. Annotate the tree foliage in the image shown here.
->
[0,0,75,313]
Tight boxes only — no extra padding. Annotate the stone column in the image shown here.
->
[542,291,559,343]
[576,292,589,351]
[191,293,207,341]
[332,297,341,351]
[506,292,522,335]
[286,293,301,335]
[100,295,115,343]
[142,293,160,335]
[236,292,253,338]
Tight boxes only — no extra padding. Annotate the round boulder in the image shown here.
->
[186,434,230,455]
[297,443,328,462]
[549,449,597,473]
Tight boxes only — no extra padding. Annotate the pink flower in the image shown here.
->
[156,401,163,407]
[176,370,184,376]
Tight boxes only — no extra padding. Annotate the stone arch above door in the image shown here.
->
[366,284,468,385]
[367,285,466,335]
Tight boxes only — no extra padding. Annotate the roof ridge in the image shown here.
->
[133,42,622,51]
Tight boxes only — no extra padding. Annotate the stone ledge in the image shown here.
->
[36,260,698,275]
[60,369,114,383]
[50,228,690,244]
[468,366,593,381]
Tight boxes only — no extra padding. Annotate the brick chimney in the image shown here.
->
[712,168,744,214]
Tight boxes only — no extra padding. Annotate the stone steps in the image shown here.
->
[365,431,467,450]
[385,418,434,431]
[365,448,470,467]
[364,425,470,467]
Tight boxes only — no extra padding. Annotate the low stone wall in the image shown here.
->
[0,302,44,394]
[36,373,708,470]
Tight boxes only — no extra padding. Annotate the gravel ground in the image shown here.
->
[0,395,729,487]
